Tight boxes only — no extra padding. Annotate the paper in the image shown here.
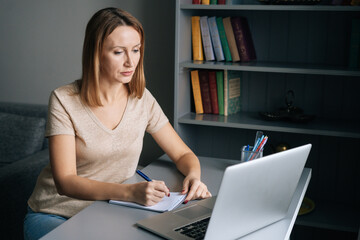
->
[109,192,186,212]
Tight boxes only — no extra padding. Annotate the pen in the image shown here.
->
[251,136,268,161]
[136,170,152,182]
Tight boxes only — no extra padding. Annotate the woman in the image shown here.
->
[24,7,211,240]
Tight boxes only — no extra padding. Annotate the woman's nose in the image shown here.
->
[124,52,134,67]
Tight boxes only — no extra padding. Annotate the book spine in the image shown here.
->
[218,0,226,3]
[231,17,256,62]
[210,0,218,4]
[208,16,225,61]
[200,16,215,61]
[198,70,213,114]
[216,17,232,62]
[223,69,228,116]
[227,71,241,115]
[202,0,210,4]
[192,0,201,3]
[216,71,224,115]
[208,71,219,114]
[190,70,204,114]
[223,17,240,62]
[242,17,256,61]
[191,16,204,61]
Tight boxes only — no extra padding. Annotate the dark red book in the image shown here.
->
[192,0,201,4]
[218,0,226,3]
[230,16,256,62]
[208,71,219,114]
[198,70,212,114]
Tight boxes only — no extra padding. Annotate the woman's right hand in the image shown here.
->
[128,180,170,206]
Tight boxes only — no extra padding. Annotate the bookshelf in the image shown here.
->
[174,0,360,238]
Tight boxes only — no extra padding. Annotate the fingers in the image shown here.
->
[183,179,212,203]
[141,180,170,206]
[153,180,170,197]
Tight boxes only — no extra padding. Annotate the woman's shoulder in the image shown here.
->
[53,81,79,96]
[50,81,81,108]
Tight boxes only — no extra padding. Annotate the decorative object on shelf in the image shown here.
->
[275,143,290,152]
[298,197,315,215]
[259,90,316,123]
[258,0,321,4]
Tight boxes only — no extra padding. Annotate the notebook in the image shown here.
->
[137,144,312,240]
[109,192,186,212]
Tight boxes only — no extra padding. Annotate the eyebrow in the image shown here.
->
[112,43,141,49]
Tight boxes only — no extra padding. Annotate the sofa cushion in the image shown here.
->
[0,112,46,165]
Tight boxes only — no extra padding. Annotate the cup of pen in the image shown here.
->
[241,145,263,162]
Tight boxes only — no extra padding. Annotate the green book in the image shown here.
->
[216,71,224,115]
[226,70,241,115]
[216,17,232,62]
[210,0,218,3]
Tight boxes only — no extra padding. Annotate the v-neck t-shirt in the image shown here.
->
[28,81,168,218]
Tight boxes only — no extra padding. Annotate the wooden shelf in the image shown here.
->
[296,202,360,233]
[180,61,360,77]
[181,4,360,12]
[178,112,360,139]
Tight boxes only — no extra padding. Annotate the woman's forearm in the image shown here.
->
[174,152,201,179]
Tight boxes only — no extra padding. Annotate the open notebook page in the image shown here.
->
[109,192,186,212]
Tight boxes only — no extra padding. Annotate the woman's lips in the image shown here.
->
[121,71,133,76]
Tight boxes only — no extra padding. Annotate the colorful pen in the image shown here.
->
[136,170,152,182]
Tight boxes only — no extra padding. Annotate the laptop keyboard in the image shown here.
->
[174,217,210,240]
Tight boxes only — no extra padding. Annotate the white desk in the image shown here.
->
[41,155,311,240]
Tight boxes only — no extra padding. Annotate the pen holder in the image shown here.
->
[241,145,263,162]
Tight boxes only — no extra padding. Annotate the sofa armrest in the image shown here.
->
[0,148,49,239]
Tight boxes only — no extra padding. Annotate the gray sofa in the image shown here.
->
[0,102,49,240]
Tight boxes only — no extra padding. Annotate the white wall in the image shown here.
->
[0,0,175,166]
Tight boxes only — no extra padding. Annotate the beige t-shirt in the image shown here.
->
[28,82,168,218]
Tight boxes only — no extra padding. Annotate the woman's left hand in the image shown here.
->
[181,174,212,204]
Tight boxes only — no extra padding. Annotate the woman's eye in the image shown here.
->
[133,49,140,53]
[114,51,123,55]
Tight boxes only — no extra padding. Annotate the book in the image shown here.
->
[109,192,186,213]
[210,0,218,3]
[190,70,204,114]
[224,70,241,115]
[192,0,201,3]
[207,16,225,61]
[200,16,215,61]
[191,16,204,61]
[216,71,224,115]
[216,17,232,62]
[218,0,226,3]
[208,71,219,114]
[231,16,256,62]
[349,19,360,68]
[202,0,210,4]
[223,70,228,116]
[198,70,213,114]
[223,17,241,62]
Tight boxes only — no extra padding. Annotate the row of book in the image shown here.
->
[192,15,256,63]
[192,0,227,4]
[190,69,241,116]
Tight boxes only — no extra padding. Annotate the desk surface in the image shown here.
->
[41,156,311,240]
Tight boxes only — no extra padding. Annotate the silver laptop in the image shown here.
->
[137,144,312,240]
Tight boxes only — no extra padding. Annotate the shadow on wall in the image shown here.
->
[138,0,176,167]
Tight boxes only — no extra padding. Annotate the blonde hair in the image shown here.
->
[79,8,145,106]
